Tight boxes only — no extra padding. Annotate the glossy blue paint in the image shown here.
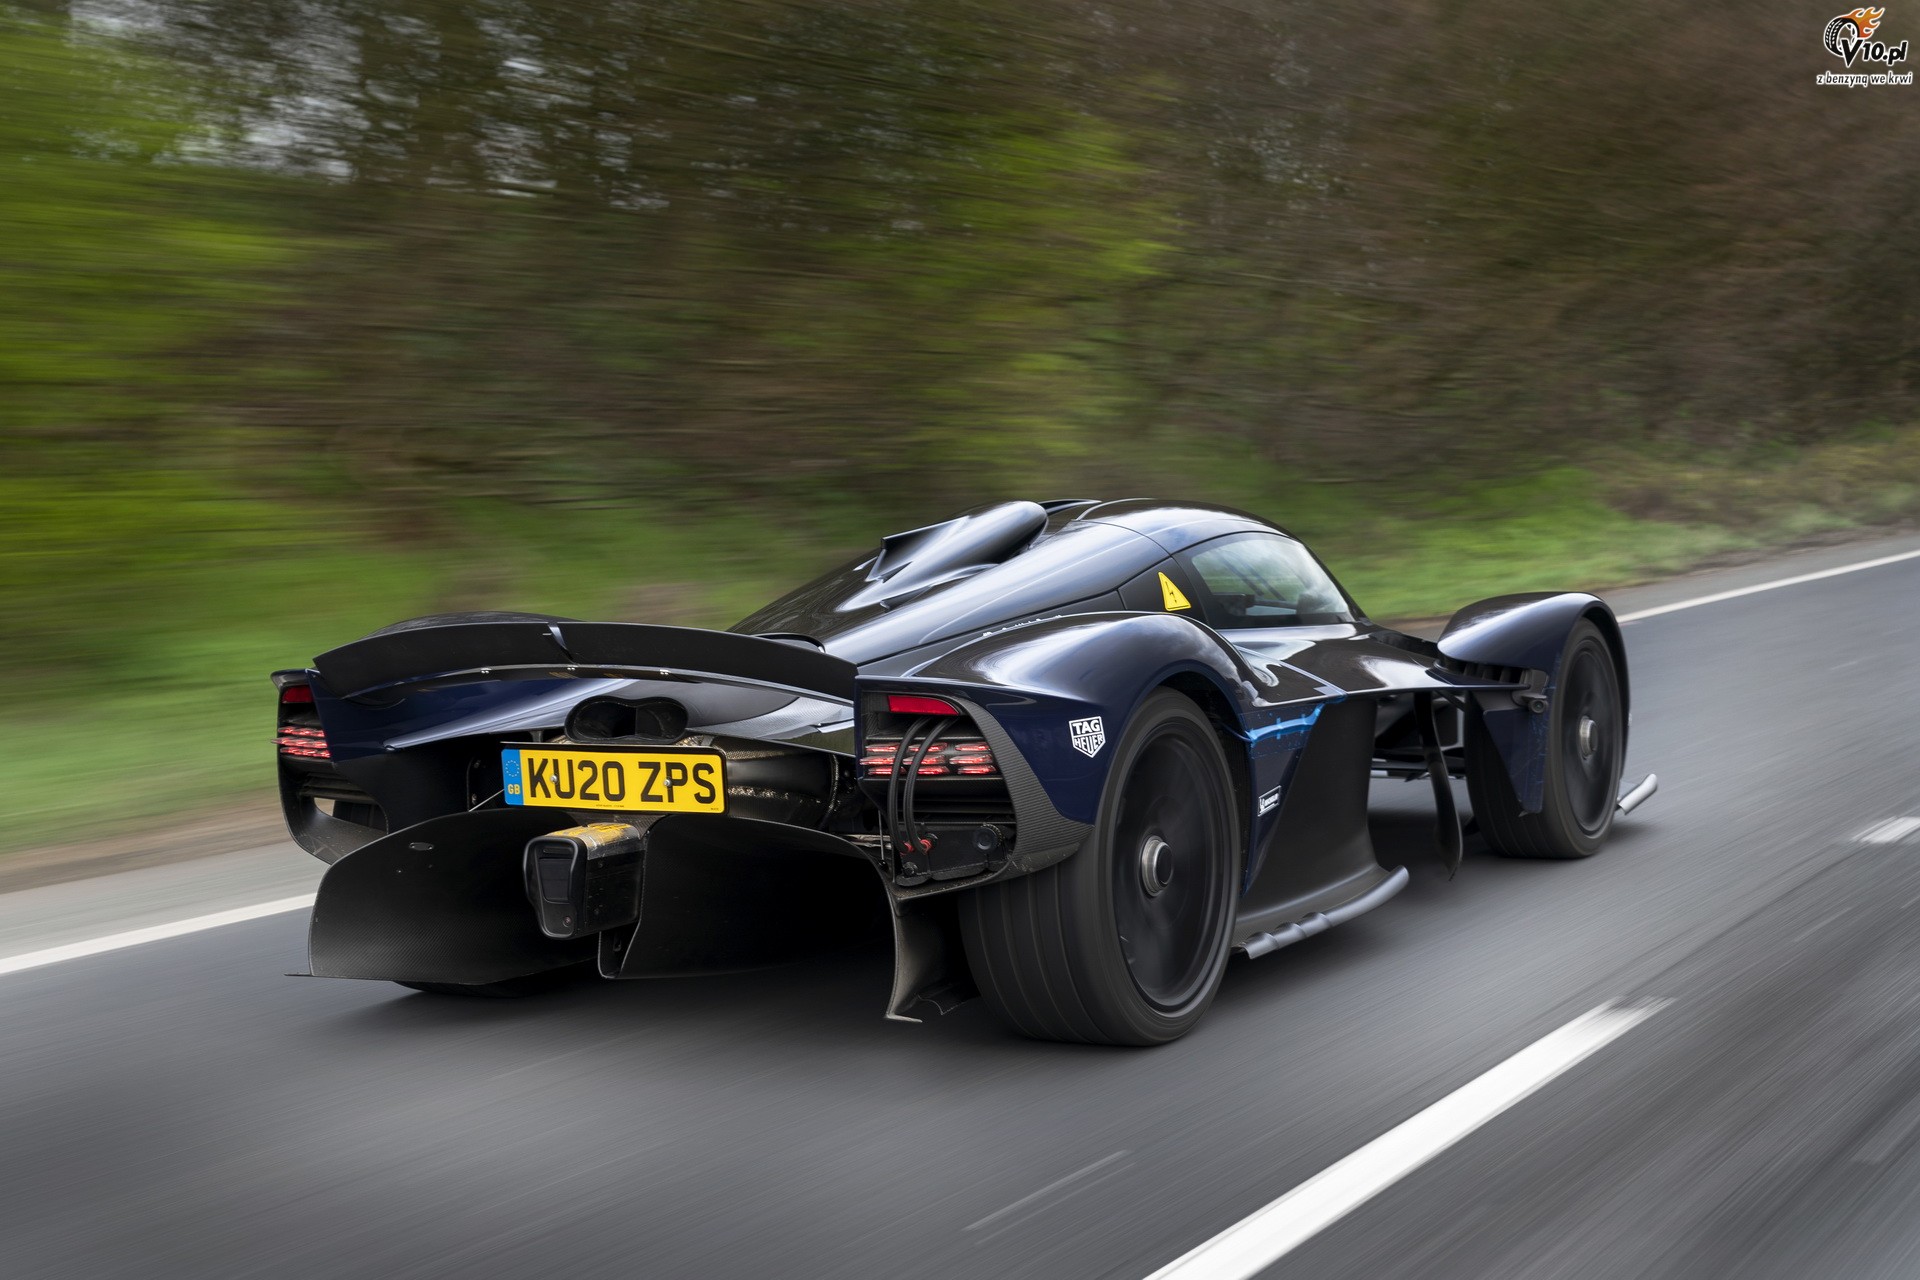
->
[1241,706,1325,742]
[1076,499,1281,551]
[1437,592,1607,672]
[892,611,1270,825]
[737,518,1169,666]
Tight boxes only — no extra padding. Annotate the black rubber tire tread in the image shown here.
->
[1466,619,1621,860]
[965,858,1105,1043]
[958,689,1236,1046]
[362,610,574,640]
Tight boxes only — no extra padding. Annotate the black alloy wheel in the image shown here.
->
[1111,731,1233,1011]
[1467,619,1625,859]
[1557,637,1623,839]
[959,689,1238,1045]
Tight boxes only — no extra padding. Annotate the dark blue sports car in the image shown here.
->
[273,499,1652,1044]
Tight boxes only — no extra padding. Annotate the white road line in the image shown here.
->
[1857,817,1920,845]
[967,1150,1132,1232]
[0,895,315,978]
[1616,547,1920,622]
[1141,1000,1670,1280]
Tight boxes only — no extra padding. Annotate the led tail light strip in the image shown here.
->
[276,724,332,760]
[860,737,997,779]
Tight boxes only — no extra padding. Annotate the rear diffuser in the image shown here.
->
[308,809,594,984]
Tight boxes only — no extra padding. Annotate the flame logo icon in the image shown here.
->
[1826,7,1887,55]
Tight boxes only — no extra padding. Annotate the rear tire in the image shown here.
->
[1467,620,1623,859]
[959,690,1237,1046]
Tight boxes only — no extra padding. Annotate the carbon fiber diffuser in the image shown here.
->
[306,809,594,985]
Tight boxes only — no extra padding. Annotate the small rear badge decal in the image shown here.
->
[1258,787,1281,816]
[1069,716,1106,757]
[1158,572,1193,612]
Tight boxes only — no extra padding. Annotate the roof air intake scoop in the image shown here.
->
[847,501,1049,609]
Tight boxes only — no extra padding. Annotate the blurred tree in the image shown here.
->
[0,6,292,676]
[0,6,286,447]
[7,0,1916,503]
[131,0,1174,504]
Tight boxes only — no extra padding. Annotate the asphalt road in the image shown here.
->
[4,536,1920,1279]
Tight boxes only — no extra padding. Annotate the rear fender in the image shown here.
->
[1439,592,1629,812]
[874,612,1333,879]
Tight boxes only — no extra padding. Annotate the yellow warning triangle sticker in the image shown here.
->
[1158,572,1192,611]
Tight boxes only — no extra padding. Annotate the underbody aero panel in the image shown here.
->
[309,809,881,986]
[306,809,595,984]
[1238,697,1386,928]
[596,817,879,977]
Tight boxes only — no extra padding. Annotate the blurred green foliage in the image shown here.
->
[0,11,287,437]
[2,0,1918,848]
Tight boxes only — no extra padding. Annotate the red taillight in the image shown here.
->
[860,737,995,780]
[279,684,315,705]
[276,724,331,760]
[858,742,898,775]
[886,694,960,717]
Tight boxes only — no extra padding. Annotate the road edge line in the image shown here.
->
[1616,547,1920,622]
[1139,999,1671,1280]
[0,894,316,977]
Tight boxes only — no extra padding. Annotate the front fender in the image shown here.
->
[1439,592,1630,812]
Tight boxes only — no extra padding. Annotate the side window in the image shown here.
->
[1180,534,1353,628]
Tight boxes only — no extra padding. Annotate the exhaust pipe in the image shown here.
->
[524,821,650,940]
[1617,773,1658,815]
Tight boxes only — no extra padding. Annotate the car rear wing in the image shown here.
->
[311,621,856,705]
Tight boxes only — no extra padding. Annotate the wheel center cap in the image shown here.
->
[1140,835,1174,897]
[1578,715,1597,759]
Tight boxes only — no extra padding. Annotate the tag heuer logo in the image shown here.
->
[1069,716,1106,757]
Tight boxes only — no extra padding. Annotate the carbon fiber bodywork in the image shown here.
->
[306,810,596,984]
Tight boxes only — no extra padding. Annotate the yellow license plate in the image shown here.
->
[502,747,726,814]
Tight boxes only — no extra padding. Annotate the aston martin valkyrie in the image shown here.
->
[273,499,1653,1044]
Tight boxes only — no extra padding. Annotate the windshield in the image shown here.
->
[1182,533,1354,627]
